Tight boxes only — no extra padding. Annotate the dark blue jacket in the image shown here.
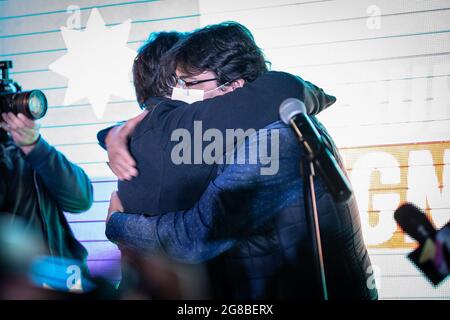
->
[0,136,93,269]
[106,121,378,299]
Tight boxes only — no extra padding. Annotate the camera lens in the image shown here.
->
[0,90,48,120]
[27,90,47,119]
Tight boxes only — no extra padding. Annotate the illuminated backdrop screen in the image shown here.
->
[0,0,449,299]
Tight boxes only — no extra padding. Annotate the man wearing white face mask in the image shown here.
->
[97,22,376,299]
[98,23,331,215]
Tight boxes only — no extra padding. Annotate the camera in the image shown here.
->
[0,60,48,120]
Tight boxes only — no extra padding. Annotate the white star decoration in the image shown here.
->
[49,8,136,118]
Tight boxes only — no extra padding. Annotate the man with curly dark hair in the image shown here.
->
[98,22,377,299]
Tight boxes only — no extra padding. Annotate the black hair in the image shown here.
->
[132,31,187,107]
[162,21,270,88]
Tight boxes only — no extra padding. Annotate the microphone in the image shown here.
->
[394,202,436,244]
[394,202,450,285]
[279,98,353,203]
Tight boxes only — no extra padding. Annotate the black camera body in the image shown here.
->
[0,60,48,120]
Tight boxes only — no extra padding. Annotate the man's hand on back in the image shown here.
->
[105,110,149,181]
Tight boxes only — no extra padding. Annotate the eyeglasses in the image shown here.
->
[176,77,219,88]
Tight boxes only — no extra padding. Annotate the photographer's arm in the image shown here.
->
[1,112,93,213]
[25,137,94,213]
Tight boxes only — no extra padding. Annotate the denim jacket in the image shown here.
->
[106,121,378,299]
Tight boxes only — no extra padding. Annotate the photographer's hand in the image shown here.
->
[105,110,149,181]
[0,112,40,154]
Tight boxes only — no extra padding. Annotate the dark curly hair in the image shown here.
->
[161,21,270,89]
[132,31,187,107]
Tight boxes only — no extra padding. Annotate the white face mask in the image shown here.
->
[171,87,205,104]
[170,83,229,104]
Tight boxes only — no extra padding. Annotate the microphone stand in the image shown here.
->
[291,119,329,300]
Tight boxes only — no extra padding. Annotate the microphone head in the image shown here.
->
[394,202,436,244]
[279,98,307,125]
